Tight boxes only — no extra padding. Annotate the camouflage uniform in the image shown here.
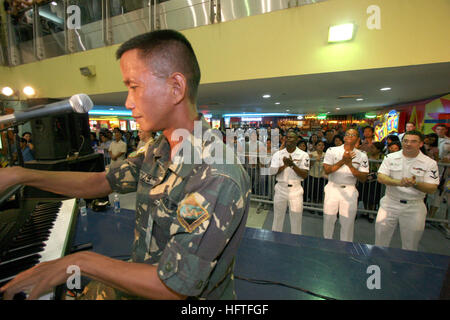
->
[79,116,251,300]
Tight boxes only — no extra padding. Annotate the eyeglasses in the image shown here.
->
[402,139,420,144]
[345,134,358,137]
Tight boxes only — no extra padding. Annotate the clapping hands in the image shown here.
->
[283,156,294,167]
[400,176,416,187]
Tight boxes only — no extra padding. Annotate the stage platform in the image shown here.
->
[71,207,449,300]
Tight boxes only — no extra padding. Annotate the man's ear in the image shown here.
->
[169,72,187,105]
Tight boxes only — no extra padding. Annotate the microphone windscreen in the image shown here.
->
[70,94,93,113]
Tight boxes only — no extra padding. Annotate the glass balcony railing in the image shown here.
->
[0,0,326,66]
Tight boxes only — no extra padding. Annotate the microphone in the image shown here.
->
[0,94,94,126]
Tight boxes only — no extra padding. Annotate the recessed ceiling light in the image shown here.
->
[109,108,114,110]
[286,109,290,112]
[380,87,391,91]
[356,98,364,101]
[275,102,280,105]
[262,94,271,99]
[336,107,341,110]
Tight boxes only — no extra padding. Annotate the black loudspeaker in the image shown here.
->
[29,108,93,160]
[23,153,105,199]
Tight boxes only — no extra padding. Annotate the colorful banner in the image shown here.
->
[374,110,399,141]
[422,94,450,134]
[377,93,450,136]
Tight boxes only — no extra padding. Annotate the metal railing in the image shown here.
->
[244,158,450,225]
[0,0,327,66]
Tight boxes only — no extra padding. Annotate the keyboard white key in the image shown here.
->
[39,198,77,263]
[38,198,77,300]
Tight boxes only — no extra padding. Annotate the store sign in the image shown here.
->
[120,120,127,131]
[212,120,221,129]
[375,110,399,141]
[241,117,262,122]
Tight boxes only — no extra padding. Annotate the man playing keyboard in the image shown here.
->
[0,30,251,300]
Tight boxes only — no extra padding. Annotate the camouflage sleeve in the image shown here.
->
[156,173,249,297]
[105,154,144,194]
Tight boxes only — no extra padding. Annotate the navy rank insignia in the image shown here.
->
[177,194,210,233]
[429,170,439,179]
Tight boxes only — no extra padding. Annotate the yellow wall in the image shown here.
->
[1,0,449,99]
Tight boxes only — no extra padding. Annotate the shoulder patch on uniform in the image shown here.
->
[177,194,210,233]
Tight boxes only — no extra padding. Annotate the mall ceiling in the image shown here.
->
[89,61,450,116]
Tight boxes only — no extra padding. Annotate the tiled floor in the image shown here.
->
[112,192,450,257]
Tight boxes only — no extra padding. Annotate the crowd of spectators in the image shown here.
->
[90,126,156,168]
[223,121,449,224]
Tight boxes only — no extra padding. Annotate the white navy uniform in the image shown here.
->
[375,150,439,251]
[323,145,369,242]
[270,147,310,235]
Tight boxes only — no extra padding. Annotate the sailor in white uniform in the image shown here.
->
[376,130,439,251]
[270,131,310,235]
[323,129,369,242]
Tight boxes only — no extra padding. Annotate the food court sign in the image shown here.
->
[375,110,399,141]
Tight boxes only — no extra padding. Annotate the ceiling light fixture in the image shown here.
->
[1,86,14,97]
[380,87,391,91]
[356,98,364,101]
[275,102,280,105]
[328,23,355,43]
[23,86,35,97]
[262,94,271,99]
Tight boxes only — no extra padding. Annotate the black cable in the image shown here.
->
[234,275,338,300]
[110,255,131,261]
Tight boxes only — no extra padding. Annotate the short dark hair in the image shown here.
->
[116,29,201,103]
[373,142,384,152]
[403,130,424,142]
[425,133,438,147]
[405,121,416,127]
[388,141,402,150]
[333,134,344,144]
[315,140,325,146]
[22,132,31,137]
[386,134,400,142]
[363,126,374,133]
